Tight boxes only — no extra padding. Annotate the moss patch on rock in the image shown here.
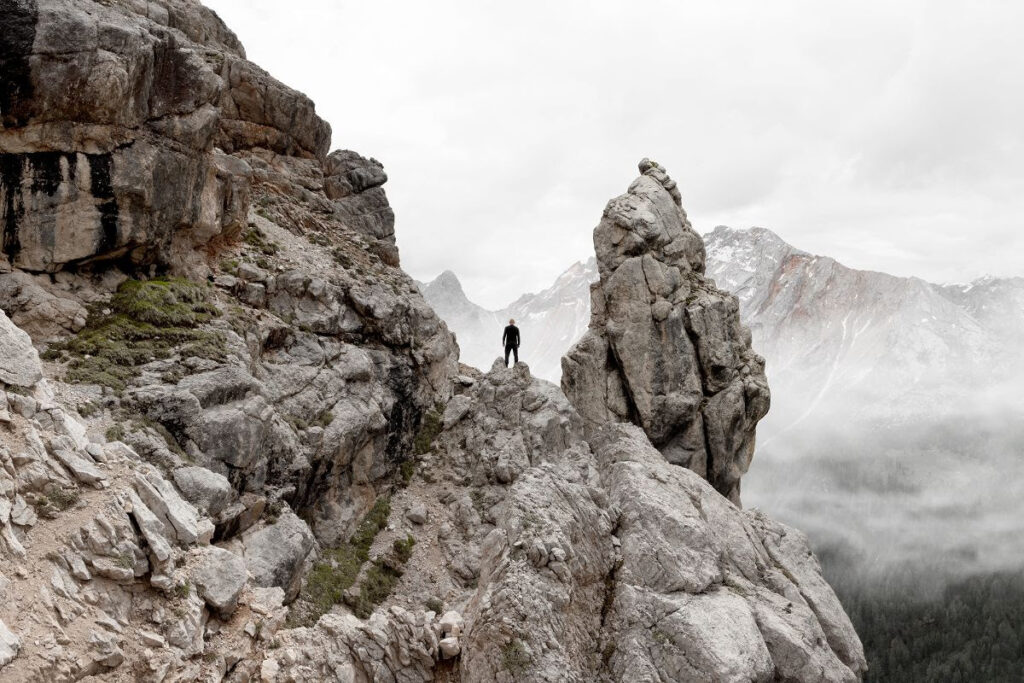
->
[46,278,226,392]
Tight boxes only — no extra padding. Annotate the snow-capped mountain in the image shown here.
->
[703,227,1024,573]
[418,258,597,382]
[703,226,1024,434]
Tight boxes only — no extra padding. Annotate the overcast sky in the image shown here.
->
[206,0,1024,308]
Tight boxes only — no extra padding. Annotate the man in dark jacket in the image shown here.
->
[503,318,520,367]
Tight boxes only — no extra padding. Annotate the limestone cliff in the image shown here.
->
[1,0,459,678]
[0,2,863,681]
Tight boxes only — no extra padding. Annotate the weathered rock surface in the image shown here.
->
[593,424,863,682]
[261,362,863,682]
[173,465,234,517]
[0,619,19,669]
[192,545,247,617]
[326,149,399,265]
[0,0,330,274]
[0,0,461,679]
[242,508,314,601]
[0,2,861,681]
[563,159,771,503]
[0,308,42,387]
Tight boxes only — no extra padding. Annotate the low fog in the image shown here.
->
[745,369,1024,583]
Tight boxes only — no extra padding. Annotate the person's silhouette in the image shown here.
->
[502,318,520,367]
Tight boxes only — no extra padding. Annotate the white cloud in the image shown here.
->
[206,0,1024,306]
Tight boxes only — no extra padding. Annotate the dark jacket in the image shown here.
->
[502,324,520,348]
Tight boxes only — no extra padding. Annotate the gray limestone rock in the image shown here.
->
[51,445,107,487]
[0,0,326,274]
[0,309,42,387]
[326,150,398,264]
[242,508,315,602]
[172,466,234,517]
[0,619,19,669]
[0,4,862,682]
[562,160,770,503]
[406,503,428,525]
[192,545,247,618]
[592,423,866,682]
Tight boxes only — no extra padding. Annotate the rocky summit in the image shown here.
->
[0,1,862,681]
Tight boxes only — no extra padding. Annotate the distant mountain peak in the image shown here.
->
[705,225,806,254]
[423,269,469,299]
[431,269,462,287]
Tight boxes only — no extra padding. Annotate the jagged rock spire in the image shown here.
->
[562,159,770,503]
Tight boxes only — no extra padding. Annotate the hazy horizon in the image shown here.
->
[420,224,1022,314]
[206,0,1024,308]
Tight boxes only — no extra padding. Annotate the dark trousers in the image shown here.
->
[504,344,519,367]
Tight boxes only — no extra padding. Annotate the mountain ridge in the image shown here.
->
[422,226,1024,578]
[422,226,1024,422]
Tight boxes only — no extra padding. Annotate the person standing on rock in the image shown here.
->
[503,319,521,367]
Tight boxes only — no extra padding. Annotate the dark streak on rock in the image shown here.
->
[28,151,64,196]
[0,155,24,260]
[0,0,38,127]
[87,153,120,253]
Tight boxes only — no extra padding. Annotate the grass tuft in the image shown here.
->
[289,495,392,627]
[244,227,279,255]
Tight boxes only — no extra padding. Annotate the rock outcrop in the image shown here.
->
[0,307,42,386]
[0,0,403,278]
[0,1,861,681]
[0,0,461,678]
[258,362,864,681]
[563,159,770,503]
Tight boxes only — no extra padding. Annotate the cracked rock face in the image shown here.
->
[0,0,330,274]
[0,2,861,680]
[562,159,771,503]
[266,363,864,682]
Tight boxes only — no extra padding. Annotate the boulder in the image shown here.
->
[406,503,428,525]
[0,310,42,387]
[126,490,172,566]
[0,619,19,669]
[438,636,460,659]
[134,470,207,546]
[51,445,107,487]
[173,466,234,517]
[438,610,465,637]
[242,509,314,602]
[192,546,247,618]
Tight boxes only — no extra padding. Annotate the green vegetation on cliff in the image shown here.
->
[290,496,391,626]
[44,278,226,391]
